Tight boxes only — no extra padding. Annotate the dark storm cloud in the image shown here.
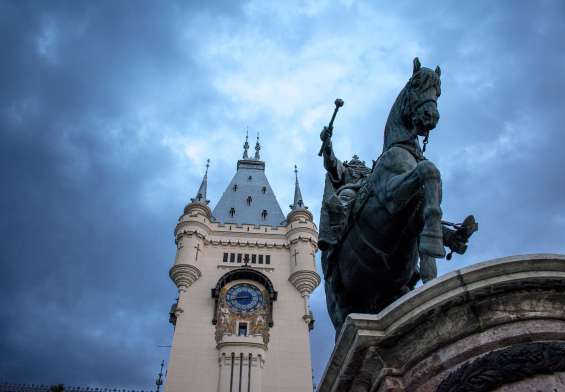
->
[1,0,564,389]
[419,0,565,264]
[0,0,241,387]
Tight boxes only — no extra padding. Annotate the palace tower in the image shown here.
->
[165,135,320,392]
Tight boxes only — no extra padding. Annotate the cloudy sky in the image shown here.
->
[1,0,564,389]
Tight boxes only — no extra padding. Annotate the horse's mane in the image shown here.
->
[382,84,413,152]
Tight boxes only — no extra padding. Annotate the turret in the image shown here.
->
[169,160,212,326]
[286,165,320,330]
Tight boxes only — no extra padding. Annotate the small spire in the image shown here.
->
[155,360,164,392]
[254,133,261,160]
[243,129,249,159]
[191,159,210,204]
[290,164,306,210]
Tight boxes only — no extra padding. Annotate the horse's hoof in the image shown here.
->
[419,233,446,258]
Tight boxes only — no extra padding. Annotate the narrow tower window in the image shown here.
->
[248,175,252,181]
[229,207,235,217]
[237,253,242,263]
[259,255,264,264]
[251,254,256,264]
[266,255,271,264]
[261,210,268,220]
[232,184,238,192]
[246,196,252,206]
[261,186,267,194]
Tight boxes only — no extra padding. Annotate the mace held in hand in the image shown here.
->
[318,98,344,156]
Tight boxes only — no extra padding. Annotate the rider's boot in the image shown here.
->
[419,207,446,258]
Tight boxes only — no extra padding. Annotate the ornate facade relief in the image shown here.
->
[214,283,271,346]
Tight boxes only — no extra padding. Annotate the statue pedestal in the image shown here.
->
[318,254,565,392]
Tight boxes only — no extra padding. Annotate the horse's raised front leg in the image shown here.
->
[384,159,445,258]
[416,160,445,257]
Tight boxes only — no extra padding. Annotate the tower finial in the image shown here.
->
[243,129,249,159]
[191,159,210,204]
[155,360,164,392]
[290,164,306,210]
[254,133,261,160]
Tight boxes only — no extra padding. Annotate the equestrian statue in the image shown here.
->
[319,58,478,335]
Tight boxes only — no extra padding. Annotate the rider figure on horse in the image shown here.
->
[318,125,372,253]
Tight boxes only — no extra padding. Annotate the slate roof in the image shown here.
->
[212,159,286,227]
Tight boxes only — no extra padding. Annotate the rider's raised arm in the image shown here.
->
[320,126,342,182]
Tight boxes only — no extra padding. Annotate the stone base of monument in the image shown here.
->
[318,254,565,392]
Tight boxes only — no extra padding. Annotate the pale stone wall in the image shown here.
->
[165,202,319,392]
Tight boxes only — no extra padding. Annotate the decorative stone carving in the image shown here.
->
[214,284,271,346]
[169,264,202,289]
[437,341,565,392]
[288,270,321,296]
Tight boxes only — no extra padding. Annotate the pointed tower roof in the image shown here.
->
[287,164,313,223]
[191,159,210,204]
[212,138,285,226]
[289,165,306,210]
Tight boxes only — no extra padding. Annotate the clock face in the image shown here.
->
[226,283,264,313]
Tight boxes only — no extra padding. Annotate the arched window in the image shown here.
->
[229,207,235,217]
[246,196,252,205]
[261,186,267,194]
[232,184,238,192]
[261,210,268,220]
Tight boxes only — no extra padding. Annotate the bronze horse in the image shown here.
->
[320,58,476,334]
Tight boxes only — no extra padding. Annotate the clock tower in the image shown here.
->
[165,135,320,392]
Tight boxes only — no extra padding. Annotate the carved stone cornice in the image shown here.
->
[175,220,211,239]
[218,265,275,273]
[289,236,318,248]
[289,270,321,295]
[286,225,318,240]
[169,264,202,289]
[286,208,314,224]
[181,201,212,220]
[204,238,289,249]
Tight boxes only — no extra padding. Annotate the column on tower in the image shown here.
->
[218,349,265,392]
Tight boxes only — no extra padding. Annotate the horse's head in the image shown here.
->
[404,57,442,135]
[383,58,442,152]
